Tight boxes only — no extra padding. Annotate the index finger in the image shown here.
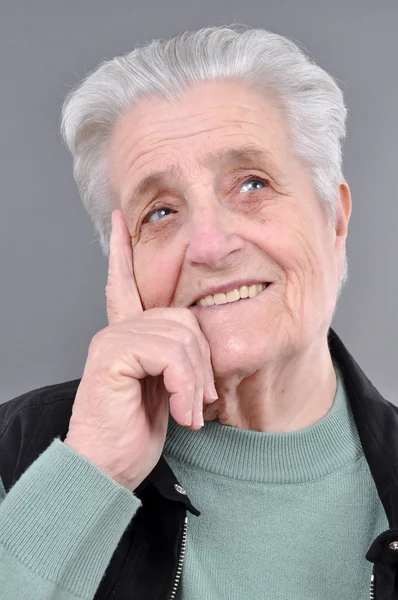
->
[105,209,143,325]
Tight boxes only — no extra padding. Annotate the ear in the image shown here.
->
[335,181,352,279]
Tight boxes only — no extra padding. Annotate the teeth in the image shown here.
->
[197,283,267,307]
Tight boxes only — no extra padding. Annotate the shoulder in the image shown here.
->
[0,378,81,437]
[0,379,81,491]
[385,398,398,415]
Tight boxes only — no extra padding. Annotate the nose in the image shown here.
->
[184,196,245,268]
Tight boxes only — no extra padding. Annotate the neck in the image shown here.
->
[203,336,337,432]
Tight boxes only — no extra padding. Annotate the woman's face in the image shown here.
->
[107,79,351,378]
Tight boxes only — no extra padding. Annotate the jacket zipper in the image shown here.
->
[369,564,375,599]
[169,514,188,600]
[169,518,377,599]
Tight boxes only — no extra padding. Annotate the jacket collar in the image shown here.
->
[136,327,398,526]
[327,328,398,528]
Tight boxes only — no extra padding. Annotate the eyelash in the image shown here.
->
[142,176,269,225]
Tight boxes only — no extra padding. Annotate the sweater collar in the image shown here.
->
[163,359,362,484]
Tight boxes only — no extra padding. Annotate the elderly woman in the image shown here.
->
[0,24,397,600]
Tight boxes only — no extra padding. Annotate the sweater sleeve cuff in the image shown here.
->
[0,437,142,598]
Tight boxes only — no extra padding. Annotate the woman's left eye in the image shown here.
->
[239,177,268,193]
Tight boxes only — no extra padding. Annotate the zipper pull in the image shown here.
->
[369,563,375,600]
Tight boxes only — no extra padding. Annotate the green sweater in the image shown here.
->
[0,360,389,599]
[163,360,389,598]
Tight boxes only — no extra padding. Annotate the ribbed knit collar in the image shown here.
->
[163,360,364,484]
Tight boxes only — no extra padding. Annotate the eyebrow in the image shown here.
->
[125,144,283,214]
[201,144,280,173]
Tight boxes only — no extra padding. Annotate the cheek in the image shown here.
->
[262,213,325,288]
[255,212,311,272]
[282,225,334,316]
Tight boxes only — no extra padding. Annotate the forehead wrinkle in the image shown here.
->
[121,121,219,190]
[125,105,267,163]
[200,143,279,172]
[121,105,275,180]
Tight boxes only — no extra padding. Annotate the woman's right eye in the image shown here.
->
[143,207,174,224]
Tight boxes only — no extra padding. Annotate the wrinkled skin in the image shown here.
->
[107,79,352,432]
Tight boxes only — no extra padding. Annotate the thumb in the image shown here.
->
[105,209,143,324]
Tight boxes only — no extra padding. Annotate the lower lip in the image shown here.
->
[189,283,273,312]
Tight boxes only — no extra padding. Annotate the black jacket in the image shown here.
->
[0,327,397,600]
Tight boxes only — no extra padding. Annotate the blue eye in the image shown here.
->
[142,177,268,226]
[144,207,174,224]
[239,177,268,193]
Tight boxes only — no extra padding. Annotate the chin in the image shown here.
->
[209,338,267,378]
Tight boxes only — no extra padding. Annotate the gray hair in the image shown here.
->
[61,24,349,296]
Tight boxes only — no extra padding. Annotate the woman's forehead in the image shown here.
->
[108,80,291,193]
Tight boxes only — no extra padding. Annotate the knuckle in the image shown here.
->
[181,327,197,347]
[183,307,201,325]
[89,330,105,353]
[90,327,112,348]
[170,337,187,359]
[88,327,118,360]
[168,306,198,324]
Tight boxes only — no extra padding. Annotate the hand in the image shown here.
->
[64,209,218,491]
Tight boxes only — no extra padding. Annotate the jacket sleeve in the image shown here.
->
[0,438,142,600]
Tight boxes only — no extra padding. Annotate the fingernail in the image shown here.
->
[207,381,218,400]
[183,410,193,426]
[197,412,204,428]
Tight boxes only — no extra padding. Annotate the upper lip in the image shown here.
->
[189,279,271,306]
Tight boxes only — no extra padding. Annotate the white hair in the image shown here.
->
[61,24,349,296]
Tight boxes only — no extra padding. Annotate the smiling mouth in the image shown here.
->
[189,282,272,309]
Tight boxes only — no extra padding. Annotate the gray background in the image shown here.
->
[1,0,397,403]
